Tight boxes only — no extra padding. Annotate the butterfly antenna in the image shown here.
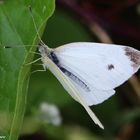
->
[29,6,45,46]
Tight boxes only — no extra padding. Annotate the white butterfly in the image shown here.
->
[29,8,140,129]
[38,42,140,129]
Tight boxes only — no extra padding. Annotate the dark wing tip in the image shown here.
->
[124,47,140,70]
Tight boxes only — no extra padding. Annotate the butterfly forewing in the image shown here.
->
[55,42,140,91]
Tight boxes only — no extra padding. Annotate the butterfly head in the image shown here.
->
[38,44,52,57]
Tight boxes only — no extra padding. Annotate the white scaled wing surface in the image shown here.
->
[54,42,140,105]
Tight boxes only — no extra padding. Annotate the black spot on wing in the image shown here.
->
[107,64,114,70]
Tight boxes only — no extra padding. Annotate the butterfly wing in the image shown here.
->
[54,42,140,105]
[55,42,140,91]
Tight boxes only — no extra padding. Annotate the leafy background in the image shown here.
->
[0,0,140,140]
[0,0,55,139]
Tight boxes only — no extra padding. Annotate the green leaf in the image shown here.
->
[0,0,55,139]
